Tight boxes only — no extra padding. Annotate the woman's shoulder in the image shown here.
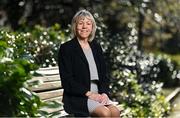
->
[60,38,75,50]
[61,39,74,46]
[91,39,101,47]
[91,39,102,50]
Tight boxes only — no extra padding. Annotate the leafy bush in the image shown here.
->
[161,37,180,54]
[110,69,170,117]
[0,40,42,117]
[0,24,69,67]
[0,28,63,117]
[94,19,174,117]
[28,24,69,67]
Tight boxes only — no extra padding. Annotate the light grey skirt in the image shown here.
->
[87,83,103,113]
[87,82,113,113]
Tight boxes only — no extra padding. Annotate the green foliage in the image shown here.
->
[0,24,69,67]
[111,69,170,117]
[95,20,177,117]
[155,55,180,87]
[0,40,42,116]
[0,28,64,117]
[27,24,69,67]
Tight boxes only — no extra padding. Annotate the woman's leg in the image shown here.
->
[106,105,120,117]
[90,105,120,117]
[91,105,111,117]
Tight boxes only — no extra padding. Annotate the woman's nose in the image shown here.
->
[82,23,87,28]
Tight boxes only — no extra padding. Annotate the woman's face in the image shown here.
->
[76,17,93,40]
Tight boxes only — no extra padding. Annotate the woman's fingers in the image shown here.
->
[88,93,101,102]
[88,93,110,104]
[99,93,109,104]
[101,97,108,104]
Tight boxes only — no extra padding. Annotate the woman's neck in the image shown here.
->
[77,37,88,43]
[77,38,90,49]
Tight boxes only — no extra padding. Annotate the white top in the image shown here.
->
[82,48,99,81]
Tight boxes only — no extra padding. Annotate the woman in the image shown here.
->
[58,9,120,117]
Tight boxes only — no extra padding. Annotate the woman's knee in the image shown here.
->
[91,106,111,117]
[101,109,111,117]
[107,105,120,117]
[112,108,120,117]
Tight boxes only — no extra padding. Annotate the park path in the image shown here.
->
[168,93,180,118]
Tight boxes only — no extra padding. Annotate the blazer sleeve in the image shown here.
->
[96,43,110,96]
[58,44,89,97]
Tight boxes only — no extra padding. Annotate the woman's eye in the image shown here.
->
[87,23,91,25]
[78,22,83,25]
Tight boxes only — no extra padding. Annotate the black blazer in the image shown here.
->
[58,38,110,116]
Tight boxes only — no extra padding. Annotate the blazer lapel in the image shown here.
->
[72,38,89,67]
[72,38,101,74]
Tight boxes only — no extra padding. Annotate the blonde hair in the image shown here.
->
[71,9,97,42]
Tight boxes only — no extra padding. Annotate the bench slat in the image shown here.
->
[40,107,61,114]
[43,96,63,102]
[37,89,63,100]
[38,66,59,71]
[40,98,64,114]
[31,75,60,82]
[36,69,59,76]
[40,107,69,116]
[30,81,62,92]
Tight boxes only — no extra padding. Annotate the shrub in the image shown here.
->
[0,40,42,117]
[0,24,69,67]
[110,69,170,117]
[95,19,173,117]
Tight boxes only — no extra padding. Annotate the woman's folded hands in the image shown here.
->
[86,91,109,104]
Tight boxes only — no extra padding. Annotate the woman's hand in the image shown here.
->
[89,93,102,102]
[85,92,109,104]
[86,91,102,102]
[99,93,109,104]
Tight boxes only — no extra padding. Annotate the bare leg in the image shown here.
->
[91,105,111,118]
[106,105,120,117]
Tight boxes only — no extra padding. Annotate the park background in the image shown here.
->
[0,0,180,117]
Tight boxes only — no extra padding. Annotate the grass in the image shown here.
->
[168,54,180,66]
[145,50,180,68]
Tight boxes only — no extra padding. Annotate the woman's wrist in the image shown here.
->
[85,91,92,97]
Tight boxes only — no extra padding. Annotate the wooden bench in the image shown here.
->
[28,66,69,117]
[28,66,123,117]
